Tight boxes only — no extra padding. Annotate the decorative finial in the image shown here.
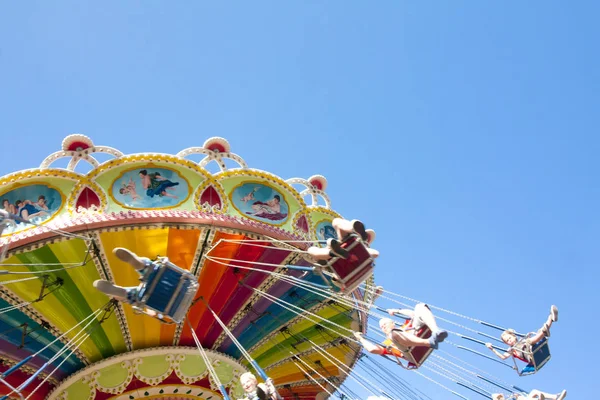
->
[203,137,231,153]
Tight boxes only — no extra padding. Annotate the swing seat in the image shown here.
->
[132,258,199,324]
[385,325,433,370]
[515,337,551,376]
[401,325,434,369]
[324,235,374,294]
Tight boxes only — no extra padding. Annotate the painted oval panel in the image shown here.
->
[0,183,63,234]
[315,219,336,245]
[111,167,190,209]
[231,182,289,224]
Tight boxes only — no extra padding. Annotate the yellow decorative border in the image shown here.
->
[217,169,307,207]
[107,165,193,210]
[218,169,310,229]
[0,180,67,236]
[84,154,212,182]
[0,168,83,187]
[228,180,291,227]
[193,179,228,213]
[308,205,341,219]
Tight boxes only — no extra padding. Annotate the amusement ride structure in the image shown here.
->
[0,135,562,400]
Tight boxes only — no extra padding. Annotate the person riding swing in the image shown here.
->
[238,372,282,400]
[354,303,448,369]
[307,218,379,293]
[93,247,198,323]
[486,305,558,375]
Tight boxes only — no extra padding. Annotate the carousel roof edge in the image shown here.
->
[0,210,311,251]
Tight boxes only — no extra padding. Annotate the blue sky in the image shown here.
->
[1,1,597,398]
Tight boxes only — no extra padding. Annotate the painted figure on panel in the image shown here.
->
[118,177,141,201]
[112,167,188,208]
[138,169,180,199]
[315,220,337,243]
[0,184,62,233]
[232,183,289,223]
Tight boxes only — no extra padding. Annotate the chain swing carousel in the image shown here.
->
[0,135,567,400]
[0,135,381,400]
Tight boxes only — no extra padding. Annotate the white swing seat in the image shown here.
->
[323,235,374,294]
[132,257,199,324]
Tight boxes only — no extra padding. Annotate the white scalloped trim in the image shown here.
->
[47,347,249,400]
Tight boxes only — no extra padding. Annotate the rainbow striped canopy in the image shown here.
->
[0,135,374,400]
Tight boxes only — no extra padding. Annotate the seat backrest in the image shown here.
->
[516,337,551,375]
[141,259,199,320]
[531,337,551,369]
[328,235,374,293]
[404,326,433,367]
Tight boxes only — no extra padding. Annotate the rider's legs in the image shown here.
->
[332,218,368,241]
[529,305,558,344]
[412,303,448,344]
[114,247,151,271]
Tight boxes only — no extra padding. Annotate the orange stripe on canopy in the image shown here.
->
[193,236,267,341]
[159,227,202,345]
[178,231,245,345]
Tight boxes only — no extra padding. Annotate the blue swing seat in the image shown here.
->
[132,257,199,324]
[516,336,551,376]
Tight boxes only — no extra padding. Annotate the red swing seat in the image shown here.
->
[323,234,375,294]
[383,322,433,369]
[403,325,434,369]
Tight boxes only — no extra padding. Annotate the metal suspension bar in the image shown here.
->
[186,320,231,400]
[456,381,491,398]
[0,302,111,400]
[199,297,269,381]
[459,335,507,352]
[479,321,526,337]
[283,264,315,272]
[455,346,515,369]
[476,375,524,395]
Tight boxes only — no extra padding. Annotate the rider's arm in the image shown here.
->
[387,308,414,319]
[353,332,386,355]
[485,343,511,360]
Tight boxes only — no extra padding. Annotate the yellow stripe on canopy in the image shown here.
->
[249,305,353,361]
[99,227,202,349]
[266,346,348,381]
